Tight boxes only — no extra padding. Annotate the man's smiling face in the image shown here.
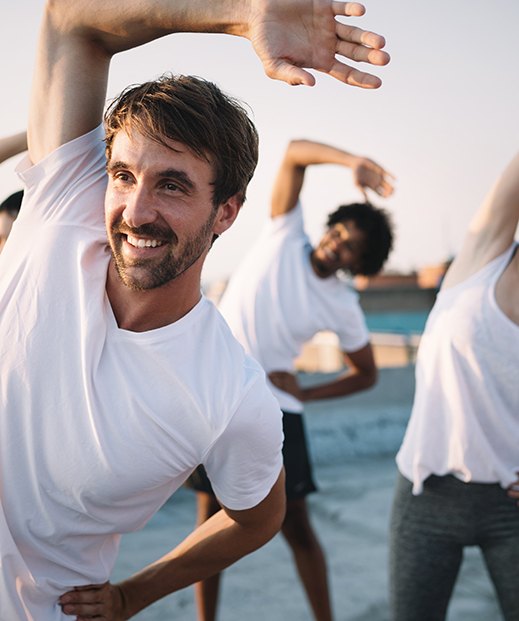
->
[104,129,218,291]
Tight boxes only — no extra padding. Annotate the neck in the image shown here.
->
[106,261,202,332]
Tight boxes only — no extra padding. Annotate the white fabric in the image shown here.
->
[397,244,519,494]
[219,203,369,412]
[0,126,283,621]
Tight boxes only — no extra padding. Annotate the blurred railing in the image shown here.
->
[295,330,421,372]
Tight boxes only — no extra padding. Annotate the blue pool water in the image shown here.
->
[364,310,429,334]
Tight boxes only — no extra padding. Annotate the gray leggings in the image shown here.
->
[389,472,519,621]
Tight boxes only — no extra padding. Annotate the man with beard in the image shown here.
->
[0,0,390,619]
[190,139,394,621]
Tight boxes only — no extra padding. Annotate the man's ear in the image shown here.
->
[212,194,243,236]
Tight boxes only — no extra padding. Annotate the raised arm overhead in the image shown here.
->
[0,132,27,165]
[270,139,395,218]
[442,151,519,289]
[29,0,389,164]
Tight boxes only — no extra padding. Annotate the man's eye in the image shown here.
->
[164,182,180,192]
[114,172,131,182]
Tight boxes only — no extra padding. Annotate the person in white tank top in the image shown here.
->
[390,150,519,621]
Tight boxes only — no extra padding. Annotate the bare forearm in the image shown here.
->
[271,140,361,217]
[469,151,519,249]
[301,367,377,402]
[444,151,519,287]
[286,139,358,170]
[48,0,250,55]
[118,470,285,618]
[31,0,253,162]
[59,472,286,619]
[0,132,27,164]
[118,510,271,616]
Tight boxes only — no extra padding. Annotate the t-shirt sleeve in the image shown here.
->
[268,201,306,239]
[15,125,107,231]
[202,378,284,511]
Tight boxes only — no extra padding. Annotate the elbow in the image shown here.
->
[44,0,70,21]
[285,140,309,168]
[43,0,82,37]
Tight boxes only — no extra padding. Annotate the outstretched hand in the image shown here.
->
[352,157,395,200]
[59,582,127,621]
[244,0,389,87]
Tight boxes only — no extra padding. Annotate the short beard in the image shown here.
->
[109,212,217,291]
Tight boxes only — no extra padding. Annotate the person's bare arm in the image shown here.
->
[29,0,389,165]
[269,343,377,401]
[0,132,27,165]
[442,151,519,289]
[271,139,395,218]
[59,469,285,620]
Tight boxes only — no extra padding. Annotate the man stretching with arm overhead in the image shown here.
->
[0,1,390,619]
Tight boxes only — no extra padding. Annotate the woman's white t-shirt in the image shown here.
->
[397,244,519,494]
[0,126,283,620]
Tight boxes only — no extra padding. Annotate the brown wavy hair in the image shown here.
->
[104,74,259,208]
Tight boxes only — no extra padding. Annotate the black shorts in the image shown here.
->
[186,410,317,502]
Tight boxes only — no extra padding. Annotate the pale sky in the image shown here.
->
[1,0,518,286]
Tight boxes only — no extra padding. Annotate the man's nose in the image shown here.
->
[122,187,157,228]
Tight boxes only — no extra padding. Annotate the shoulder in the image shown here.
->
[270,201,306,235]
[440,242,517,292]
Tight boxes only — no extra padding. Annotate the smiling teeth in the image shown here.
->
[127,235,164,248]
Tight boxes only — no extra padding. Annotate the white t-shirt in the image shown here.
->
[397,244,519,494]
[0,126,283,621]
[219,204,369,412]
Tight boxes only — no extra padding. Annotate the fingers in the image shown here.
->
[264,59,316,87]
[268,56,383,90]
[59,583,113,619]
[336,22,387,52]
[329,22,389,88]
[60,597,104,618]
[333,2,366,17]
[376,180,394,197]
[370,177,394,197]
[336,38,390,67]
[358,180,392,199]
[327,60,382,89]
